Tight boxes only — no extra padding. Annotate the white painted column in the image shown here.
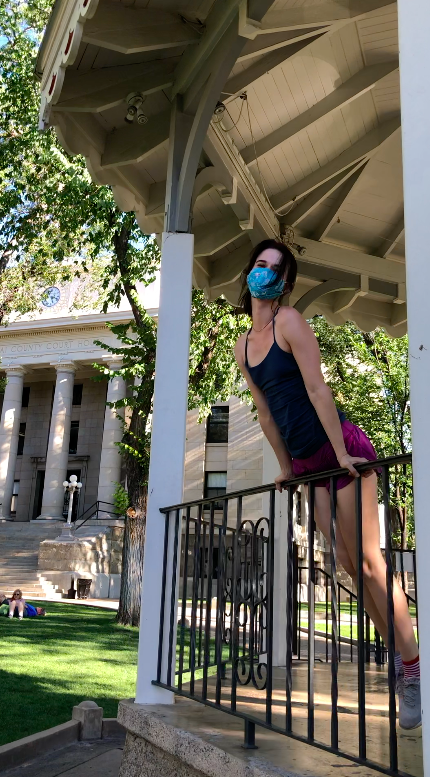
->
[97,358,126,505]
[398,2,430,768]
[263,436,288,666]
[135,232,194,704]
[0,366,25,520]
[38,362,75,520]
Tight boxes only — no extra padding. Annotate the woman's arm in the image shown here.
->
[234,338,293,491]
[277,309,366,477]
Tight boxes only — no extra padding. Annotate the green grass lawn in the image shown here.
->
[0,602,139,747]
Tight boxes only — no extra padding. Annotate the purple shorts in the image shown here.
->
[292,420,379,491]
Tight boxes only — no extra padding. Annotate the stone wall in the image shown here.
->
[227,397,263,526]
[38,523,124,599]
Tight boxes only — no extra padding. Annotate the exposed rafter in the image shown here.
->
[312,163,368,241]
[297,237,405,284]
[259,1,397,33]
[101,110,170,168]
[286,162,367,227]
[208,243,252,289]
[221,32,324,101]
[271,117,400,212]
[82,7,201,54]
[332,275,369,314]
[237,27,327,62]
[241,60,398,165]
[172,0,242,98]
[376,216,405,258]
[194,216,243,256]
[54,61,177,113]
[294,279,357,315]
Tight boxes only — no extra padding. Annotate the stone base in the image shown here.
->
[117,699,377,777]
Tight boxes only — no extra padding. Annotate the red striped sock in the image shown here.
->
[403,655,420,681]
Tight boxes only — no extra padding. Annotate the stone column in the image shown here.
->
[38,362,75,520]
[97,357,126,506]
[0,366,25,520]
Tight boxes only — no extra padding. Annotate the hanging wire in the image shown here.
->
[212,94,405,253]
[212,96,247,131]
[243,95,297,217]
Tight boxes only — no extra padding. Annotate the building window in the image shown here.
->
[17,423,26,456]
[22,387,30,408]
[204,471,227,510]
[206,406,229,443]
[11,481,19,514]
[69,421,79,454]
[72,384,83,406]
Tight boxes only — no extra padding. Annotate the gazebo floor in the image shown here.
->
[184,661,423,777]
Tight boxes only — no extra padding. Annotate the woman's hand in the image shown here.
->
[339,454,373,479]
[274,469,294,493]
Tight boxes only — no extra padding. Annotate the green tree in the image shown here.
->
[312,317,413,550]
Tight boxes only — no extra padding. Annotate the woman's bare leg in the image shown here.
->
[336,475,418,662]
[313,487,388,641]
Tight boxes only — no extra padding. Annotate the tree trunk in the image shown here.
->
[116,402,149,626]
[116,511,145,626]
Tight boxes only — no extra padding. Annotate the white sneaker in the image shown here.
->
[399,678,422,730]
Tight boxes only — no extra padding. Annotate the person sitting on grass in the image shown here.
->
[7,590,46,619]
[9,589,25,620]
[0,592,9,616]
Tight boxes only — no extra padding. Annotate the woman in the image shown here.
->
[7,589,45,618]
[8,589,25,620]
[234,239,420,730]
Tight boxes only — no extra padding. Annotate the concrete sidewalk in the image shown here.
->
[2,736,125,777]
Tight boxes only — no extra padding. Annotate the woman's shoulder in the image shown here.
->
[276,305,304,331]
[234,332,247,362]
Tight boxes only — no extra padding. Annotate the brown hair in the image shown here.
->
[239,239,297,316]
[12,589,22,599]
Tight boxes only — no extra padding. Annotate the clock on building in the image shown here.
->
[41,287,61,308]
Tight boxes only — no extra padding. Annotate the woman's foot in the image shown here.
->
[8,614,13,619]
[399,678,422,730]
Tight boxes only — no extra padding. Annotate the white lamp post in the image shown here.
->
[55,475,82,542]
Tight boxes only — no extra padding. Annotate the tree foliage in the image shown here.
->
[312,317,413,548]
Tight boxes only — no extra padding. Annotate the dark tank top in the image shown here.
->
[245,311,345,459]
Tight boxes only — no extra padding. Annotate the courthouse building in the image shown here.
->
[0,280,264,527]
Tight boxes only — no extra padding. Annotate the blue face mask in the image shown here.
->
[247,267,285,300]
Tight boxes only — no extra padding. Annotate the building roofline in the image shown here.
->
[0,308,158,337]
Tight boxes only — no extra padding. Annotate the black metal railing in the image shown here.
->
[153,454,420,777]
[73,501,120,529]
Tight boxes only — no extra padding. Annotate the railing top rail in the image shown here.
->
[159,453,412,513]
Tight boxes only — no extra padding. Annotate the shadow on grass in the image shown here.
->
[0,602,139,746]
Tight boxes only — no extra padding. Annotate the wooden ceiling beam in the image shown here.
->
[297,236,405,284]
[221,32,325,100]
[101,109,170,168]
[312,163,368,241]
[376,215,405,258]
[237,27,327,62]
[260,1,396,33]
[286,162,367,227]
[54,61,177,113]
[241,60,398,165]
[194,215,244,256]
[82,7,200,54]
[271,117,400,212]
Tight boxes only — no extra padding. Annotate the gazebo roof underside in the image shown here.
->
[38,0,406,335]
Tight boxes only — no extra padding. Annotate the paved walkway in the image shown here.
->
[2,736,125,777]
